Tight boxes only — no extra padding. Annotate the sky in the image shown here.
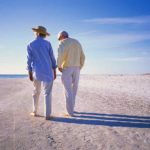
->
[0,0,150,74]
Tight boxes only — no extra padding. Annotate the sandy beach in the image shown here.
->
[0,75,150,150]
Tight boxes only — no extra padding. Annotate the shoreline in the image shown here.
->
[0,73,150,79]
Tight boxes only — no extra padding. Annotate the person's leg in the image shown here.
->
[61,68,74,116]
[32,80,41,115]
[72,67,80,109]
[43,81,53,118]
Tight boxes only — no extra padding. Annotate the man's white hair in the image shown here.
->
[57,31,69,39]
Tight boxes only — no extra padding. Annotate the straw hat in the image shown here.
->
[32,26,50,36]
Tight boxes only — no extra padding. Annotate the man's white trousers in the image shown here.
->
[61,67,80,116]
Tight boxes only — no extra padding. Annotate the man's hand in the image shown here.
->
[28,71,33,82]
[53,69,56,80]
[58,68,63,73]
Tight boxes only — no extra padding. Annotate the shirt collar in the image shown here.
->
[36,36,44,40]
[59,37,69,43]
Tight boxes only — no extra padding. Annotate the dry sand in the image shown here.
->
[0,75,150,150]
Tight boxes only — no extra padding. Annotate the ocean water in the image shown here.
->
[0,74,28,78]
[0,74,61,78]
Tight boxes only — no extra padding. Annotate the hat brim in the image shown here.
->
[32,28,50,36]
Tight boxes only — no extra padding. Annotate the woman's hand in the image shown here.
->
[28,71,33,81]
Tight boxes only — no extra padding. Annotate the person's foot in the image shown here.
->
[64,114,74,118]
[30,112,38,117]
[74,111,78,114]
[45,116,55,120]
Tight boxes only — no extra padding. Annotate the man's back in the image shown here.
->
[57,38,85,69]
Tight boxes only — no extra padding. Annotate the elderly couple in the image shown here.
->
[27,26,85,120]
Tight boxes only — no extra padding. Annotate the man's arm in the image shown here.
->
[57,43,65,72]
[80,44,85,69]
[58,49,63,72]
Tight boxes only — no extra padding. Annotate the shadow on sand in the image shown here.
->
[50,112,150,128]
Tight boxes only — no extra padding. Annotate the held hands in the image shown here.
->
[58,68,63,73]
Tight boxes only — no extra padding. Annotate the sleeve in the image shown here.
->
[57,43,65,68]
[80,44,85,69]
[49,43,57,69]
[26,45,33,71]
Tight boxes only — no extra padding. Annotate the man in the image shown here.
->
[27,26,57,120]
[57,31,85,117]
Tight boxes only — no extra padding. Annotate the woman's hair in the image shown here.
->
[39,33,46,38]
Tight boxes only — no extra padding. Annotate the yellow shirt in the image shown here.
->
[57,38,85,69]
